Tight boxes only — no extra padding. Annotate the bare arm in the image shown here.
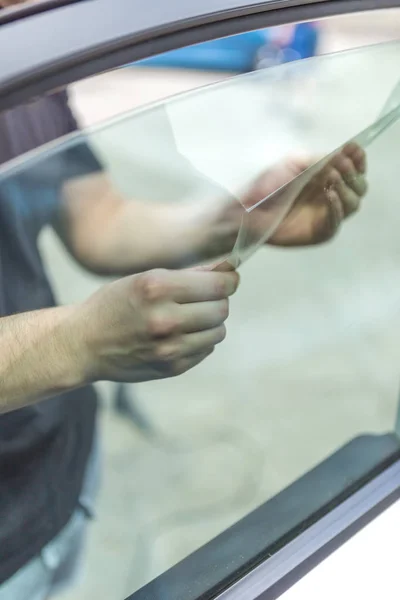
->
[54,143,368,276]
[0,306,87,413]
[55,172,233,275]
[0,269,238,414]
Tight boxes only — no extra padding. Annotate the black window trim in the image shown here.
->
[0,0,82,25]
[216,458,400,599]
[126,435,400,600]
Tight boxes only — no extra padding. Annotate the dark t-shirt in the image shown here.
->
[0,92,102,584]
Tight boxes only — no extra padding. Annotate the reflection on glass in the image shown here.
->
[1,40,400,600]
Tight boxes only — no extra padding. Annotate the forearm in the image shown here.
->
[58,173,237,275]
[84,196,203,275]
[0,306,88,413]
[58,174,200,275]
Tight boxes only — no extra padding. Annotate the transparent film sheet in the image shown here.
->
[0,41,400,271]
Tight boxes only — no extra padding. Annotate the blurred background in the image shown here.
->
[40,9,400,600]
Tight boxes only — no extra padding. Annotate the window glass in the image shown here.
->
[1,38,400,600]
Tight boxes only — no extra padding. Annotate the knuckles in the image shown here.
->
[133,269,169,302]
[153,342,180,363]
[147,314,179,338]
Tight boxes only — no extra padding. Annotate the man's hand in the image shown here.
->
[74,268,239,383]
[0,268,238,412]
[185,143,367,269]
[244,142,367,247]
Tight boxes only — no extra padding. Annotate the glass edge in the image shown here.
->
[1,37,399,184]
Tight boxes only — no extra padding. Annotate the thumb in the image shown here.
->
[191,258,238,272]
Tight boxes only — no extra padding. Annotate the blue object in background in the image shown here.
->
[134,24,319,73]
[137,30,268,72]
[275,22,319,66]
[289,22,319,60]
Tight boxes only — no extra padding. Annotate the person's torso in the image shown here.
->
[0,92,97,585]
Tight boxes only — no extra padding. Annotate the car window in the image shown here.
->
[1,38,400,600]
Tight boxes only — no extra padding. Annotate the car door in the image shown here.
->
[1,2,400,600]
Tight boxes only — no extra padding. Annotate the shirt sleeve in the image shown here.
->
[12,92,105,222]
[51,90,104,182]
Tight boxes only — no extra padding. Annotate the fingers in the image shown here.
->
[325,144,367,219]
[210,261,236,272]
[325,166,361,217]
[194,260,236,272]
[173,348,215,376]
[154,325,227,363]
[134,268,239,306]
[325,186,345,232]
[132,268,236,351]
[331,149,368,201]
[343,142,366,174]
[148,299,230,337]
[178,300,230,333]
[258,142,367,247]
[168,269,240,303]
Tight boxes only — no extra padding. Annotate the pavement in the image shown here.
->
[38,12,400,600]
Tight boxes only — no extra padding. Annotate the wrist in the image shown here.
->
[170,198,241,266]
[54,304,96,389]
[158,202,206,266]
